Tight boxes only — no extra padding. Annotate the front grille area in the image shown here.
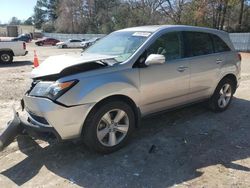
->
[28,113,49,125]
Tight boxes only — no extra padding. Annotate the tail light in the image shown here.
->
[237,53,241,61]
[23,42,26,50]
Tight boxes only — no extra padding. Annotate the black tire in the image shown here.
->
[0,51,13,63]
[83,100,135,154]
[209,78,235,112]
[62,45,67,48]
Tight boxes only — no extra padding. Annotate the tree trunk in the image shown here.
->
[217,10,222,29]
[216,0,223,29]
[212,3,217,28]
[238,0,245,30]
[220,0,228,30]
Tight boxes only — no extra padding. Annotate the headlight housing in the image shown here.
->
[29,80,78,100]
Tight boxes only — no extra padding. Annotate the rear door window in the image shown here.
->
[184,32,213,57]
[212,35,231,53]
[71,40,81,42]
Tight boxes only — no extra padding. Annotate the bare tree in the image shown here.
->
[37,0,250,33]
[158,0,188,24]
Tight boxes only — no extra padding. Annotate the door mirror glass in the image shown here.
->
[145,54,165,66]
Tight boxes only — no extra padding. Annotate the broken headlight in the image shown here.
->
[29,80,78,100]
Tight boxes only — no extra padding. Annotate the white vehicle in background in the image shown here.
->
[0,41,28,63]
[80,37,101,49]
[56,39,83,48]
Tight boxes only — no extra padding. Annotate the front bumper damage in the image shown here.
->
[0,95,95,151]
[0,110,22,151]
[22,95,94,140]
[0,109,59,151]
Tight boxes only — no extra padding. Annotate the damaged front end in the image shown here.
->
[31,53,118,80]
[0,54,118,151]
[34,61,108,81]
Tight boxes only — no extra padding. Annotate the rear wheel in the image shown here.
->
[0,52,13,63]
[209,78,235,112]
[62,45,67,48]
[83,101,135,153]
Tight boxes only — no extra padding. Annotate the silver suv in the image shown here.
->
[22,25,241,153]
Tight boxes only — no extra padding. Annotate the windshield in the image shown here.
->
[84,31,151,62]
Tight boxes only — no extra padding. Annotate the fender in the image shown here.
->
[57,68,141,107]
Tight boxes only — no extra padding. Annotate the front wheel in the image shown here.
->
[209,78,235,112]
[83,101,135,153]
[0,52,13,63]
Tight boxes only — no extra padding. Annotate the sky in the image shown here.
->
[0,0,37,24]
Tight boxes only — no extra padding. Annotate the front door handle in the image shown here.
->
[177,66,188,72]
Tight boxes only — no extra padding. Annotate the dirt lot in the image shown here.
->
[0,42,250,188]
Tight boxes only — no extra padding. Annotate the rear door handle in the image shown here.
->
[177,66,188,72]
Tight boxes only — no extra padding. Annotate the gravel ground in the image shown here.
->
[0,42,250,188]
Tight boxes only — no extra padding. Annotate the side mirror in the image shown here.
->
[145,54,165,66]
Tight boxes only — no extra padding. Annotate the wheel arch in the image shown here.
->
[82,94,141,135]
[220,73,237,93]
[209,73,237,112]
[0,49,14,56]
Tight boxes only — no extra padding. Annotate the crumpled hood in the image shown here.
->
[31,53,116,78]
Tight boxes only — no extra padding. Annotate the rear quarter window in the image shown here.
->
[71,40,81,42]
[212,35,231,53]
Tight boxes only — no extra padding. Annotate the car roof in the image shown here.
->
[118,25,228,36]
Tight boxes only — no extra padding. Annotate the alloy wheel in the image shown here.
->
[218,83,232,108]
[97,109,129,147]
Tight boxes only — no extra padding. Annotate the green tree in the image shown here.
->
[23,17,34,25]
[47,0,59,20]
[33,0,47,29]
[9,17,21,25]
[33,0,58,29]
